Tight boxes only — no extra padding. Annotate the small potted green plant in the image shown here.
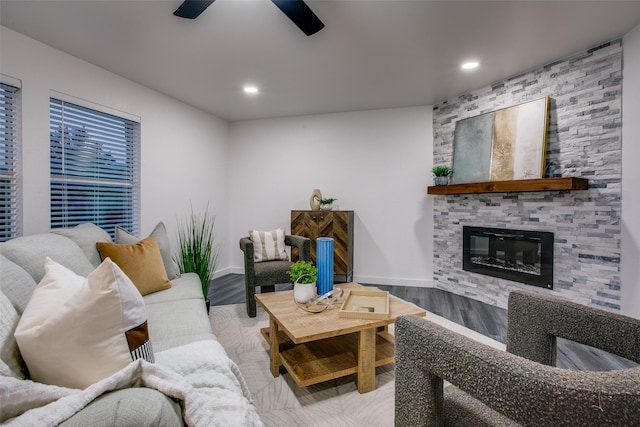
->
[288,260,318,303]
[432,165,453,185]
[319,197,338,211]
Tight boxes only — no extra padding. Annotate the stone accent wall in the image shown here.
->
[432,40,622,310]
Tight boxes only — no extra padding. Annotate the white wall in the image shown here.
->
[622,23,640,318]
[0,26,232,272]
[229,107,434,286]
[6,21,635,302]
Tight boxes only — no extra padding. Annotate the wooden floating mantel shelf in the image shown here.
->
[427,177,589,195]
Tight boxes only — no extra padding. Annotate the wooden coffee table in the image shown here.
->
[254,283,426,393]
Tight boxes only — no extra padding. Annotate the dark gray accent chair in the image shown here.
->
[239,235,311,317]
[395,290,640,426]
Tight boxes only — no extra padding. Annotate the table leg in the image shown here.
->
[270,317,280,377]
[357,327,376,393]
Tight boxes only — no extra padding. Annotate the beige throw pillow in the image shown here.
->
[115,222,178,280]
[249,227,289,262]
[14,257,154,390]
[96,236,171,296]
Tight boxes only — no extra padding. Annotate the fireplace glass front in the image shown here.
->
[463,226,554,289]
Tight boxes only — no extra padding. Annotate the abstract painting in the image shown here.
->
[452,111,494,184]
[451,96,549,184]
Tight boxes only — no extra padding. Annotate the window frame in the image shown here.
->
[49,93,140,238]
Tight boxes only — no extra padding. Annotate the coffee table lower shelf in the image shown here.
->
[260,327,395,387]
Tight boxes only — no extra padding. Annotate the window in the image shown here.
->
[50,96,140,238]
[0,80,21,242]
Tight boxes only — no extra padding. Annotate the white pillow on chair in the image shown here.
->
[249,227,289,262]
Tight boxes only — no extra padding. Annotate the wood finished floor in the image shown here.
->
[209,274,637,372]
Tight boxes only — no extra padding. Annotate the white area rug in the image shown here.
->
[210,303,505,427]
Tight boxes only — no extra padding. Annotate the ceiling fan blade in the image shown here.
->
[174,0,216,19]
[271,0,324,36]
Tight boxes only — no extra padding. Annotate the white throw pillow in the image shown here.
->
[14,257,154,389]
[249,227,289,262]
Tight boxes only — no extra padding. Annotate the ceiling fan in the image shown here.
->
[173,0,325,36]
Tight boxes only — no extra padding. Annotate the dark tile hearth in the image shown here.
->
[210,274,637,372]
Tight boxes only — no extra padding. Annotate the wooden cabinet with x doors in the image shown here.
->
[291,210,354,282]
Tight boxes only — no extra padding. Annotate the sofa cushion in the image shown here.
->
[0,233,94,282]
[0,254,37,316]
[143,272,204,305]
[144,273,214,352]
[52,223,113,267]
[0,290,26,379]
[60,387,183,427]
[249,227,289,262]
[14,258,154,389]
[115,222,178,280]
[96,237,172,296]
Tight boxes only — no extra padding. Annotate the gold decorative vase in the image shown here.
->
[309,189,322,211]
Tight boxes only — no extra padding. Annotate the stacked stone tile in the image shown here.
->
[432,40,622,310]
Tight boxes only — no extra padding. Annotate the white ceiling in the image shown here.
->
[2,0,640,122]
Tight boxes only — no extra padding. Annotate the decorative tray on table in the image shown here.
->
[338,288,390,320]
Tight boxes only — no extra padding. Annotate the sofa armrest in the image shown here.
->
[285,235,311,262]
[507,290,640,366]
[394,315,640,427]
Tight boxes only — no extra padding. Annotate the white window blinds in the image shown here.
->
[50,97,140,238]
[0,82,21,242]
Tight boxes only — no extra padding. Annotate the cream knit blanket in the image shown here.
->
[0,340,262,427]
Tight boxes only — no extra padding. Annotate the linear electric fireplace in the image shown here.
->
[463,226,554,289]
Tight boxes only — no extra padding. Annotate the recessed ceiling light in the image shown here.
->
[461,61,479,70]
[243,85,259,94]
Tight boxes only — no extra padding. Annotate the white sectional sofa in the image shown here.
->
[0,223,262,426]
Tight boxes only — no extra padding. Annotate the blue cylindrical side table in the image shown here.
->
[316,237,334,295]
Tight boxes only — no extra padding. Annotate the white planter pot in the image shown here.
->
[434,176,450,186]
[293,281,316,303]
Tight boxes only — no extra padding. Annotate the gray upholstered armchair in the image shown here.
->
[395,290,640,426]
[239,235,310,317]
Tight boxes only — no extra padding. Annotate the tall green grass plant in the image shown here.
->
[174,203,219,299]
